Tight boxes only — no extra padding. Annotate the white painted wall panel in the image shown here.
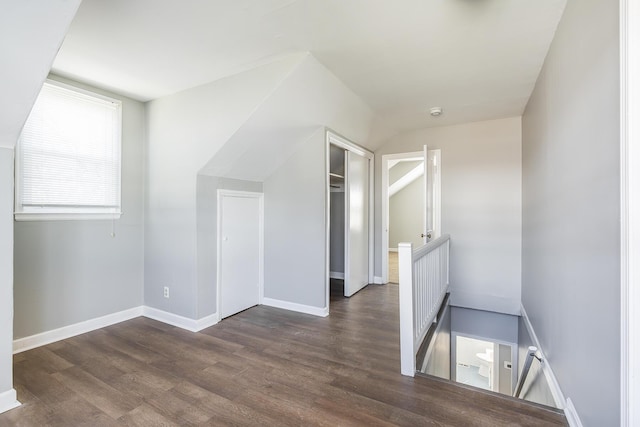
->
[0,148,14,396]
[521,0,620,424]
[375,117,523,314]
[263,129,326,309]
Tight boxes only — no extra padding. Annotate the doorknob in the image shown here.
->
[421,233,432,239]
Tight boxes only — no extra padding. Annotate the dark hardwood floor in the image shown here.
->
[0,284,566,426]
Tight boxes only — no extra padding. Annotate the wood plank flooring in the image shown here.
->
[0,284,566,426]
[388,251,399,284]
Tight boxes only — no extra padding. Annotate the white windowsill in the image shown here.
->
[14,212,122,221]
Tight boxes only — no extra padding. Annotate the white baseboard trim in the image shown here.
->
[13,306,144,354]
[13,306,221,353]
[142,306,219,333]
[564,398,584,427]
[520,304,583,426]
[0,389,20,415]
[388,248,398,253]
[373,276,384,284]
[330,271,344,280]
[262,297,329,317]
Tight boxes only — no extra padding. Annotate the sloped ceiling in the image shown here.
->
[51,0,566,142]
[200,54,374,180]
[0,0,81,148]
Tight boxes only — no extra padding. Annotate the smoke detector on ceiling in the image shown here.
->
[429,107,443,117]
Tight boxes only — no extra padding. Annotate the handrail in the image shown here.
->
[399,234,450,376]
[513,346,542,398]
[413,234,451,259]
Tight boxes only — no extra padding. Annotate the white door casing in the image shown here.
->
[423,145,432,244]
[326,131,374,304]
[217,190,263,319]
[382,150,441,284]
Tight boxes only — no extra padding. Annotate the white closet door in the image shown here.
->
[219,192,262,319]
[345,151,370,297]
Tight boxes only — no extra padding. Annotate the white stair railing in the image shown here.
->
[399,235,450,376]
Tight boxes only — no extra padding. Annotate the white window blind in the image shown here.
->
[16,80,122,220]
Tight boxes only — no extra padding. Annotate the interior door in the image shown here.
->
[345,151,370,297]
[219,192,261,319]
[423,145,433,243]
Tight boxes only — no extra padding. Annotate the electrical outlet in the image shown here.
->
[163,286,170,298]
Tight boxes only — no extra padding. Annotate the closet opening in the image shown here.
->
[325,131,374,311]
[329,144,346,297]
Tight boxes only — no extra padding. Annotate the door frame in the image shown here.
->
[381,150,441,284]
[325,130,374,308]
[451,332,518,394]
[621,0,639,424]
[216,189,264,319]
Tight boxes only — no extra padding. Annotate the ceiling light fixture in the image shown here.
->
[430,107,443,117]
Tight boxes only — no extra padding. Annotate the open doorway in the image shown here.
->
[452,335,516,396]
[381,149,441,284]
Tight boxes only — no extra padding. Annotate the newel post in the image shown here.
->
[398,242,415,376]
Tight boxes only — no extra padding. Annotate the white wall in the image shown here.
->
[375,117,523,313]
[13,75,146,339]
[0,1,81,411]
[0,148,15,407]
[263,129,327,310]
[144,57,297,318]
[450,306,519,344]
[0,1,80,150]
[389,177,423,248]
[521,0,620,425]
[146,53,372,319]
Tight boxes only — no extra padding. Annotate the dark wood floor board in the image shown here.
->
[117,403,181,427]
[51,367,142,419]
[170,380,284,427]
[13,361,77,406]
[1,283,566,426]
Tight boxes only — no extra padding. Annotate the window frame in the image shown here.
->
[14,79,123,221]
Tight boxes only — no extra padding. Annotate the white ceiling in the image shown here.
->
[52,0,566,137]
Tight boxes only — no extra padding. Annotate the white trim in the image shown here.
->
[216,190,264,320]
[14,79,123,221]
[13,306,143,353]
[262,297,329,317]
[327,131,373,160]
[0,389,20,415]
[325,135,331,309]
[14,212,122,221]
[565,398,584,427]
[330,271,345,280]
[520,303,586,426]
[12,306,222,354]
[326,130,375,303]
[621,0,640,425]
[388,248,398,253]
[381,151,428,285]
[373,276,384,284]
[142,306,219,333]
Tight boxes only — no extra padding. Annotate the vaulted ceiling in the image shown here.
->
[52,0,566,139]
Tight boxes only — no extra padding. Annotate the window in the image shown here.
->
[15,79,122,220]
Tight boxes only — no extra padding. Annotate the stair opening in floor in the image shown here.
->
[416,295,561,410]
